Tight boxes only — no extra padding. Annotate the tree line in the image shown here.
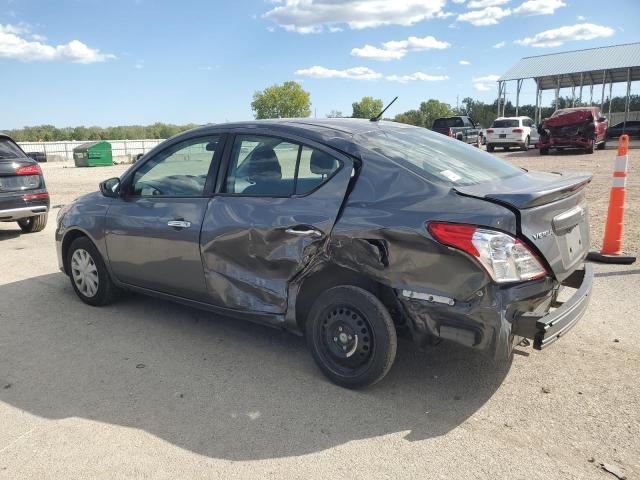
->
[5,79,638,142]
[5,122,199,143]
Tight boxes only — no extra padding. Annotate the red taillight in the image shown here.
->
[22,192,49,201]
[512,128,523,133]
[486,129,494,134]
[428,222,479,257]
[16,164,42,176]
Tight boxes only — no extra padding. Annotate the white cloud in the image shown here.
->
[577,15,586,21]
[459,59,471,65]
[513,0,566,16]
[0,23,114,63]
[515,23,614,47]
[473,74,500,90]
[295,65,382,80]
[493,41,506,48]
[457,6,511,26]
[468,0,510,7]
[351,35,450,61]
[264,0,447,33]
[386,72,449,83]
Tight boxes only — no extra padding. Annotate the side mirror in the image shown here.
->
[100,177,121,198]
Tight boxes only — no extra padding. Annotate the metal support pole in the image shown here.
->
[600,70,606,112]
[555,76,560,110]
[578,72,583,105]
[496,81,502,118]
[502,83,507,116]
[608,80,613,120]
[515,79,522,116]
[534,79,540,123]
[625,67,631,123]
[538,88,543,123]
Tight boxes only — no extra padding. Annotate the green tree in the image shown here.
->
[351,96,383,119]
[251,81,311,119]
[418,99,452,129]
[393,109,423,126]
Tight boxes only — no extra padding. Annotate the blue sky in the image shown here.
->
[1,0,639,129]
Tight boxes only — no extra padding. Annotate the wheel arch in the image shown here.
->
[61,228,97,275]
[293,263,399,334]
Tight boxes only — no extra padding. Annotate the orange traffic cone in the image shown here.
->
[587,134,636,264]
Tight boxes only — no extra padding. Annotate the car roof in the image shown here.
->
[176,118,410,157]
[495,116,530,120]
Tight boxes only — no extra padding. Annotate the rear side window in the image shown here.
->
[224,135,340,196]
[0,138,27,159]
[433,118,463,128]
[492,119,519,128]
[360,125,522,187]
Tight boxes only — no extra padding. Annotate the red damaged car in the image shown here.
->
[537,107,608,155]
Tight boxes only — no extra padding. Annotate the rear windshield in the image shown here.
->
[0,138,27,159]
[433,117,463,128]
[492,119,519,128]
[360,126,523,187]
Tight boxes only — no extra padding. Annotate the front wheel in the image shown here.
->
[17,214,47,233]
[597,139,606,150]
[66,236,120,306]
[487,144,495,152]
[585,139,594,154]
[475,135,481,148]
[306,286,397,389]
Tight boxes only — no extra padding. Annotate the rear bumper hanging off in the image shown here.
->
[513,263,593,349]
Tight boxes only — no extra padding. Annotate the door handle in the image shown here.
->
[285,226,322,237]
[167,220,191,229]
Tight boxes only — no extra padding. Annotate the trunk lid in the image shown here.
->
[455,171,592,281]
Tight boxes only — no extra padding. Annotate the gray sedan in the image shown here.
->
[56,119,593,388]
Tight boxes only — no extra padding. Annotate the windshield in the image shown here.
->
[0,138,27,159]
[433,117,463,128]
[492,119,519,128]
[360,125,523,187]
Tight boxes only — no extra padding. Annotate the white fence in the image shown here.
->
[18,139,166,163]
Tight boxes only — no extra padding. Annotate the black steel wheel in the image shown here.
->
[306,286,397,389]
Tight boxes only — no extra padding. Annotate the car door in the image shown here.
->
[105,133,225,302]
[200,132,353,314]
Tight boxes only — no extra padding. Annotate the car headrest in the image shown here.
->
[246,146,281,181]
[309,150,337,175]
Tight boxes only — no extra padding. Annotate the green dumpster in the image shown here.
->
[73,141,113,167]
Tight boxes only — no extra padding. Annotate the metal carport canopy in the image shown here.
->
[498,43,640,90]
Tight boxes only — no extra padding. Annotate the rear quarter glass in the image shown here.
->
[359,125,523,187]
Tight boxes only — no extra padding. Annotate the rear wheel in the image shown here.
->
[17,214,47,233]
[597,139,606,150]
[487,144,495,152]
[306,286,397,389]
[503,146,510,151]
[66,236,120,306]
[521,136,530,151]
[540,148,549,156]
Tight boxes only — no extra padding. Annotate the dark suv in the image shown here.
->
[0,134,49,233]
[56,119,592,388]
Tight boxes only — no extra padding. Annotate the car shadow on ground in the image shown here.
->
[0,273,511,460]
[0,225,22,241]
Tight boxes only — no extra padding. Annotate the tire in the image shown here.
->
[475,135,481,148]
[17,214,47,233]
[540,148,549,156]
[521,136,530,151]
[305,286,397,389]
[66,236,120,306]
[487,144,495,152]
[597,139,606,150]
[503,146,510,151]
[585,140,594,154]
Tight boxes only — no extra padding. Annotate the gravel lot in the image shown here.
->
[0,145,638,479]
